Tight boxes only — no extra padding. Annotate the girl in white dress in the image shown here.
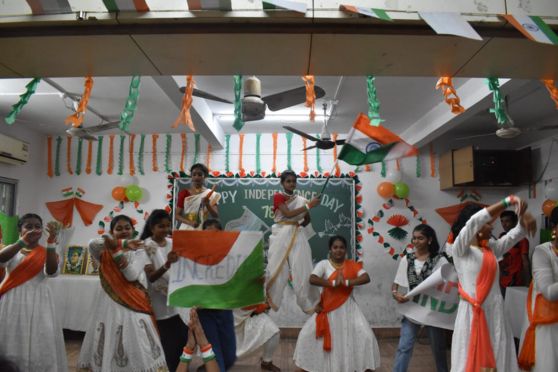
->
[449,197,536,372]
[294,235,380,372]
[518,206,558,372]
[0,214,68,372]
[266,170,321,313]
[78,215,168,372]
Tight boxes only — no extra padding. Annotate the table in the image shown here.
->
[503,286,529,339]
[47,275,101,332]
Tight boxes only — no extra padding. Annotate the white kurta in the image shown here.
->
[0,250,68,372]
[266,194,320,313]
[78,239,168,372]
[519,242,558,372]
[293,260,381,372]
[233,308,280,358]
[451,208,525,372]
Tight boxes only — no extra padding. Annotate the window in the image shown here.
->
[0,177,17,215]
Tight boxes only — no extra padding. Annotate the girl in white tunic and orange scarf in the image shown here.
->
[450,197,536,372]
[294,235,380,372]
[0,214,67,372]
[518,206,558,372]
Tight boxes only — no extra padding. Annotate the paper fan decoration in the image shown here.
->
[387,214,409,241]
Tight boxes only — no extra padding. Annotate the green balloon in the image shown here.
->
[394,182,410,199]
[125,184,143,202]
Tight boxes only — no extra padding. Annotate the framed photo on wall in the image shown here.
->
[62,245,86,275]
[84,252,100,275]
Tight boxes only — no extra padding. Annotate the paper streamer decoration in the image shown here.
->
[366,76,383,126]
[46,188,103,228]
[339,5,392,20]
[152,134,159,172]
[256,133,262,175]
[65,76,93,128]
[541,79,558,108]
[225,134,231,175]
[206,143,212,171]
[316,134,323,174]
[118,76,141,132]
[5,78,41,125]
[302,138,309,175]
[117,135,125,176]
[193,133,200,165]
[173,75,195,130]
[238,133,246,177]
[96,136,103,175]
[129,134,136,176]
[416,153,421,178]
[138,134,145,175]
[396,159,400,171]
[107,135,115,175]
[436,77,465,114]
[165,134,172,173]
[302,75,316,121]
[54,136,62,176]
[286,132,293,170]
[271,133,278,174]
[487,77,507,125]
[47,136,53,177]
[233,75,244,131]
[180,132,187,172]
[85,139,93,174]
[430,144,436,177]
[75,138,83,175]
[66,136,73,175]
[332,133,341,176]
[381,160,386,177]
[419,12,482,40]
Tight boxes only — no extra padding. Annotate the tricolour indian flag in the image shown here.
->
[339,4,392,21]
[502,12,558,45]
[169,230,264,309]
[262,0,307,13]
[338,113,418,166]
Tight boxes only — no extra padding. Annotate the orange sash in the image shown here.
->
[316,260,362,351]
[0,246,46,299]
[457,243,497,372]
[242,303,270,315]
[518,281,558,370]
[99,250,155,325]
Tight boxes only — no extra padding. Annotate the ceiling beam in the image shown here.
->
[152,76,224,150]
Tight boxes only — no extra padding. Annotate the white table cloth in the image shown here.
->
[504,286,529,339]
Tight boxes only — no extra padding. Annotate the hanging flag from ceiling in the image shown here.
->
[502,11,558,45]
[419,12,482,40]
[25,0,72,15]
[339,5,391,21]
[187,0,232,11]
[263,0,307,13]
[102,0,149,12]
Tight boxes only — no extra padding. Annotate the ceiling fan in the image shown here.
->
[284,103,346,151]
[179,76,326,122]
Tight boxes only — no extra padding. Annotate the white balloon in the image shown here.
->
[385,169,402,183]
[119,175,139,186]
[545,182,558,200]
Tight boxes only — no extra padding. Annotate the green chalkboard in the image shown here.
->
[172,177,355,262]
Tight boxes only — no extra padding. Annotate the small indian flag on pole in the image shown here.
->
[339,5,392,21]
[169,230,265,309]
[502,11,558,45]
[338,113,418,166]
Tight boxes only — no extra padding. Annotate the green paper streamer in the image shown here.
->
[416,154,421,178]
[118,135,125,176]
[118,76,141,132]
[0,212,19,245]
[75,138,83,175]
[232,75,244,131]
[96,136,104,175]
[5,78,41,125]
[286,132,293,170]
[486,77,507,126]
[193,133,200,165]
[381,160,386,177]
[138,134,145,175]
[225,134,231,173]
[316,134,323,173]
[54,136,62,176]
[165,134,172,173]
[366,76,383,126]
[256,133,261,175]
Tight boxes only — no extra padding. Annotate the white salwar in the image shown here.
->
[293,260,381,372]
[78,239,168,372]
[233,308,280,359]
[519,242,558,372]
[451,208,526,372]
[266,194,320,313]
[177,188,221,231]
[0,250,68,372]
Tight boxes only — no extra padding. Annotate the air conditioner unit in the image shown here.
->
[0,133,29,165]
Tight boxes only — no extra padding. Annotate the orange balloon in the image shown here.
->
[377,182,395,199]
[542,199,557,217]
[112,186,127,202]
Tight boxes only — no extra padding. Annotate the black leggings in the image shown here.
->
[157,314,188,372]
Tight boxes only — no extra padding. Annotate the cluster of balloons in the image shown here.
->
[377,181,410,199]
[111,176,143,203]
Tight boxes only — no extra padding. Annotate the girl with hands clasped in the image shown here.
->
[176,308,220,372]
[0,214,68,372]
[78,215,168,372]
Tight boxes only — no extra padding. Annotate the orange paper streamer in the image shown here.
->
[302,138,309,173]
[107,135,115,175]
[47,136,53,177]
[332,133,341,177]
[152,134,159,172]
[173,75,195,131]
[180,132,187,172]
[302,75,316,121]
[206,143,212,171]
[85,139,93,174]
[396,159,400,171]
[271,133,278,174]
[541,79,558,109]
[129,134,136,176]
[238,134,246,177]
[66,136,73,175]
[429,143,436,177]
[436,77,465,114]
[65,76,93,128]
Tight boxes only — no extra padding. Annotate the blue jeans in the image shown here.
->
[196,309,237,372]
[393,317,448,372]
